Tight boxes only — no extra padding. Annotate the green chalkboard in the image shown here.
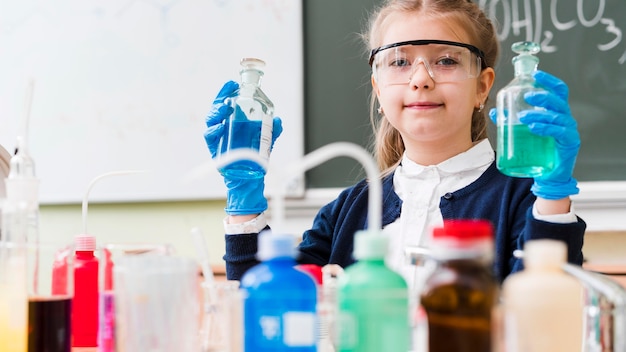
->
[304,0,626,188]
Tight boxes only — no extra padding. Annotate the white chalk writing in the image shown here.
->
[479,0,625,63]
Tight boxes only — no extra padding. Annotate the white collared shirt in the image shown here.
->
[383,139,494,288]
[383,139,576,289]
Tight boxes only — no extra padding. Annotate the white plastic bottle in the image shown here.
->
[1,137,39,243]
[501,239,584,352]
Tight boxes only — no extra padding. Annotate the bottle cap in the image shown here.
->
[523,239,567,269]
[240,57,265,85]
[511,41,540,76]
[75,234,96,252]
[257,231,295,261]
[297,264,323,285]
[431,220,493,258]
[433,220,493,247]
[353,230,388,260]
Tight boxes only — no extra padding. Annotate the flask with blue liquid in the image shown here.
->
[218,58,274,179]
[240,231,318,352]
[496,41,556,177]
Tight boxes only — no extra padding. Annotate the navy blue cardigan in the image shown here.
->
[224,162,586,282]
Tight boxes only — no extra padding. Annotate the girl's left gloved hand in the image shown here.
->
[490,70,580,200]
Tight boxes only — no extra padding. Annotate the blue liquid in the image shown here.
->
[497,123,555,177]
[218,119,267,179]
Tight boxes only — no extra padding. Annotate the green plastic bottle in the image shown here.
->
[496,41,556,177]
[336,230,410,352]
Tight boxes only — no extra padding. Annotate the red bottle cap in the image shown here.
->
[296,264,323,285]
[432,219,493,248]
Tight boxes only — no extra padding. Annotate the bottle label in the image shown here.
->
[254,311,316,348]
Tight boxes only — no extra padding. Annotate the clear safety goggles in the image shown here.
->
[369,40,487,85]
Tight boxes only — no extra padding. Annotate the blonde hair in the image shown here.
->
[363,0,499,175]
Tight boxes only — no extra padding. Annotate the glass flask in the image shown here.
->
[496,41,555,178]
[218,58,274,179]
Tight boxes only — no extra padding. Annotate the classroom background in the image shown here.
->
[1,0,625,271]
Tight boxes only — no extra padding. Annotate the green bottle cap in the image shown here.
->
[353,230,388,260]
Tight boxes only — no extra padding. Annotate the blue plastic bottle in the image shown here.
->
[240,231,318,351]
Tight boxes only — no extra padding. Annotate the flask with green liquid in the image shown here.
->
[496,41,556,177]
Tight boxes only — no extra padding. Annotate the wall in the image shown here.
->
[38,185,626,269]
[13,0,626,267]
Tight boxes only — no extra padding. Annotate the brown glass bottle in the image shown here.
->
[419,220,498,352]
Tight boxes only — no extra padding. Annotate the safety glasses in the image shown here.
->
[369,40,486,85]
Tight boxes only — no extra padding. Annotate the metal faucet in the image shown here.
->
[405,246,626,351]
[562,263,626,352]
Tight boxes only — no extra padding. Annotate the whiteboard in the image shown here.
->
[0,0,304,204]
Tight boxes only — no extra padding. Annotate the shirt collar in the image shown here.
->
[400,139,495,175]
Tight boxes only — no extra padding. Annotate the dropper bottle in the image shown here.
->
[240,231,318,351]
[496,41,556,177]
[1,136,40,243]
[336,231,410,352]
[217,58,275,179]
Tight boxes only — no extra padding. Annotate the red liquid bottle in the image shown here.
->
[72,234,99,347]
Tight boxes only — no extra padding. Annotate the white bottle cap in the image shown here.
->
[523,239,566,269]
[75,234,96,252]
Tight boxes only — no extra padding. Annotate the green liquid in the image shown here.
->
[337,260,410,352]
[497,123,555,177]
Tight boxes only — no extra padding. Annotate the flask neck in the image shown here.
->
[513,54,539,77]
[241,69,263,86]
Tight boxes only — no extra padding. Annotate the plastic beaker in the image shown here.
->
[200,280,243,352]
[113,254,199,352]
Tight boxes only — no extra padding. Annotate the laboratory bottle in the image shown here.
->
[1,136,39,243]
[318,264,343,352]
[419,220,498,352]
[496,41,556,178]
[336,230,410,352]
[500,239,584,352]
[72,234,99,347]
[240,231,317,352]
[218,57,274,179]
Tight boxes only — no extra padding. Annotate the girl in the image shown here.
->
[204,0,585,284]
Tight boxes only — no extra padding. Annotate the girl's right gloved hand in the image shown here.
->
[203,80,283,215]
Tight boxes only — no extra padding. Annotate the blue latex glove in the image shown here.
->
[204,80,283,215]
[489,70,580,200]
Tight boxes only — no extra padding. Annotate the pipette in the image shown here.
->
[190,227,218,304]
[81,170,147,235]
